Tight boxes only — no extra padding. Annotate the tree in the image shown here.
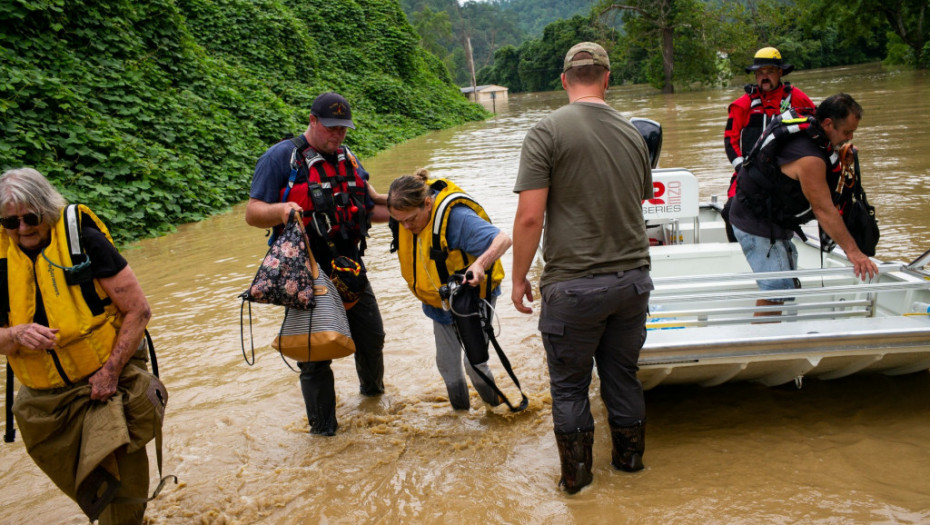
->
[460,1,525,72]
[412,7,455,59]
[499,0,602,36]
[596,0,709,93]
[515,15,614,92]
[800,0,927,68]
[478,45,523,91]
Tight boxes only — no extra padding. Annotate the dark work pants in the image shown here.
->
[539,268,652,434]
[298,280,385,432]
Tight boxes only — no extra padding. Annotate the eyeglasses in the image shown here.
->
[1,213,41,230]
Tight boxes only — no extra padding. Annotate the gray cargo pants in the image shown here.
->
[539,268,652,433]
[432,296,500,410]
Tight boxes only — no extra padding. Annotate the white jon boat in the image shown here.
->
[641,168,930,389]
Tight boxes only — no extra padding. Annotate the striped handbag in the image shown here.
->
[271,275,356,362]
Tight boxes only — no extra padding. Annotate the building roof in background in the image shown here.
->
[460,85,509,94]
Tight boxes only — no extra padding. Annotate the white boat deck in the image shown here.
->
[637,169,930,389]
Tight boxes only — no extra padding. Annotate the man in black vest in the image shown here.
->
[728,93,878,317]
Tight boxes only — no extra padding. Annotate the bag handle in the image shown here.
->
[239,210,316,367]
[288,209,319,281]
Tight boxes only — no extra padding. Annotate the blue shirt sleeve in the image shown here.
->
[421,204,502,324]
[249,140,293,203]
[445,204,500,255]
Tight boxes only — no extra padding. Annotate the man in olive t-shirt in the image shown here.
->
[511,41,654,495]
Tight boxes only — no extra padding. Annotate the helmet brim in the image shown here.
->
[745,63,794,75]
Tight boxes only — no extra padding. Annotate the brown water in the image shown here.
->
[2,63,930,524]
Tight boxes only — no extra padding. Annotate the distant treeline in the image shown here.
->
[401,0,601,86]
[0,0,487,244]
[402,0,928,93]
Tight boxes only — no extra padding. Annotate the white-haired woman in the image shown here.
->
[0,167,167,524]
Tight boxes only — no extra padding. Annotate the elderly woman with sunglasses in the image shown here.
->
[0,167,168,524]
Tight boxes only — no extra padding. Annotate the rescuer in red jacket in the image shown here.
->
[722,47,815,240]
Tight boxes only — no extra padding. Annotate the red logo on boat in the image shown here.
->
[647,181,666,205]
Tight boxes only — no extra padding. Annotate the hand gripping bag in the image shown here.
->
[240,211,354,364]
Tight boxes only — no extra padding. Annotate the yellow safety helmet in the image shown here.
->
[745,46,794,75]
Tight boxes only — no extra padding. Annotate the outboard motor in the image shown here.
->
[630,117,662,169]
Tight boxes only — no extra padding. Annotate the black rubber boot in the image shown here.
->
[610,420,645,472]
[554,429,594,494]
[299,361,338,436]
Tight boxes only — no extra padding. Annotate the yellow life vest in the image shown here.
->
[2,205,122,389]
[395,179,505,308]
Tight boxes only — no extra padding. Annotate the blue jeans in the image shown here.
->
[732,225,799,302]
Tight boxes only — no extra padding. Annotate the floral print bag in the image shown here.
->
[240,211,354,365]
[243,211,317,310]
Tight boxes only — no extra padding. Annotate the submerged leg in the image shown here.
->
[610,420,646,472]
[298,360,338,436]
[434,321,471,410]
[554,429,594,494]
[347,282,386,397]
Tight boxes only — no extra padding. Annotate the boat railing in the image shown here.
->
[653,263,901,286]
[649,262,930,328]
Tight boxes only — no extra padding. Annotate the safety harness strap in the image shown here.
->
[463,333,529,412]
[62,205,111,315]
[430,190,475,286]
[1,258,12,442]
[4,364,13,443]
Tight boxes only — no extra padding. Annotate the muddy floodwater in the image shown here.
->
[2,63,929,524]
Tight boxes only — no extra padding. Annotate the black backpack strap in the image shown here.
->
[4,363,14,443]
[1,258,14,443]
[454,292,528,413]
[289,134,309,154]
[60,205,110,315]
[461,330,528,413]
[145,329,159,378]
[486,330,529,411]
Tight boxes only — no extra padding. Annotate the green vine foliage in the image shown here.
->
[0,0,487,244]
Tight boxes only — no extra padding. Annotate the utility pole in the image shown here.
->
[466,36,477,102]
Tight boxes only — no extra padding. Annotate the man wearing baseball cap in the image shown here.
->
[246,92,388,436]
[311,92,356,129]
[512,41,654,494]
[721,47,815,240]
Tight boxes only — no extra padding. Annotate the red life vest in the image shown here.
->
[725,82,814,198]
[280,136,370,247]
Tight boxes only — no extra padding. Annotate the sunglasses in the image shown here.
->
[1,213,42,229]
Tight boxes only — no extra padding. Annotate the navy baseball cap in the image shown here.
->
[311,92,355,129]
